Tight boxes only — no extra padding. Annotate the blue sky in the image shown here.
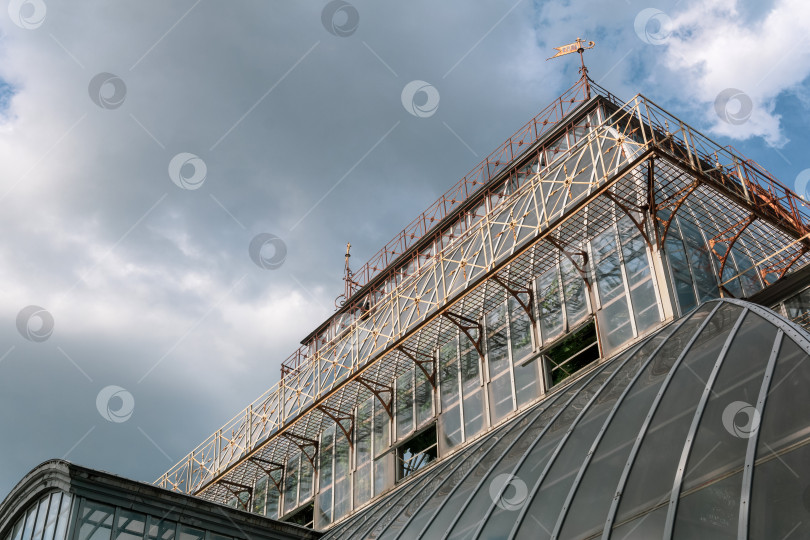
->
[0,0,809,499]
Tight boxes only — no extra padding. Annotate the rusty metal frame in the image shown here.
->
[397,345,437,388]
[280,432,318,468]
[356,376,394,417]
[316,404,354,448]
[491,275,535,323]
[219,480,252,511]
[708,214,756,295]
[442,311,484,360]
[602,189,652,248]
[247,457,284,491]
[544,236,590,290]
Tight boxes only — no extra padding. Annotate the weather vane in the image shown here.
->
[547,37,595,96]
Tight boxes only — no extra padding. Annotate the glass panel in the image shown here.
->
[536,266,564,342]
[558,305,713,539]
[32,497,49,540]
[665,234,698,315]
[113,511,145,540]
[508,295,534,363]
[756,336,810,453]
[674,472,740,538]
[77,501,114,540]
[374,451,393,497]
[353,462,371,508]
[145,517,174,540]
[515,337,651,540]
[619,216,660,334]
[396,369,414,440]
[439,338,462,452]
[610,505,667,539]
[784,287,810,328]
[373,397,390,458]
[41,494,61,540]
[333,436,351,520]
[414,368,433,427]
[479,356,626,538]
[356,397,372,466]
[614,303,744,525]
[265,471,281,519]
[678,313,776,498]
[21,506,37,540]
[10,513,24,540]
[679,218,719,303]
[393,428,506,540]
[486,301,514,425]
[439,397,558,540]
[316,487,332,530]
[299,457,313,502]
[52,494,71,540]
[176,527,203,540]
[252,477,267,515]
[283,454,299,514]
[460,333,485,440]
[561,256,588,326]
[750,439,810,538]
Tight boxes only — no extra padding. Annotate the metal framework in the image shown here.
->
[156,78,810,519]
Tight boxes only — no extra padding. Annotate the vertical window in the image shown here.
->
[509,295,541,407]
[40,494,61,540]
[282,454,299,515]
[316,426,335,529]
[252,477,267,516]
[395,370,414,440]
[593,225,634,350]
[618,216,661,334]
[299,457,313,503]
[265,470,282,519]
[536,267,564,342]
[414,367,433,427]
[354,397,373,508]
[486,300,514,425]
[51,495,72,540]
[460,333,485,440]
[333,434,351,521]
[438,338,462,453]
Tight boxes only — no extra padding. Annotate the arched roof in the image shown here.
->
[321,299,810,539]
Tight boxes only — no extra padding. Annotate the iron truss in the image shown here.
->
[155,81,810,506]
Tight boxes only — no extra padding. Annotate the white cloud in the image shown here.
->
[663,0,810,146]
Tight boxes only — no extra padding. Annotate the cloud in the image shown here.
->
[662,0,810,146]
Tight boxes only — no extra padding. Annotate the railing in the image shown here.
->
[156,86,810,498]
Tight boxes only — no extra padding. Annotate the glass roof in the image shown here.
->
[319,298,810,539]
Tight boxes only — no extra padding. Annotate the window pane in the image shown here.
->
[414,368,433,427]
[51,494,71,540]
[396,370,414,440]
[265,471,281,520]
[10,513,24,540]
[750,439,810,538]
[460,334,485,439]
[439,338,462,453]
[374,451,393,496]
[41,494,61,540]
[32,497,49,540]
[487,301,513,424]
[77,501,114,540]
[252,477,267,515]
[333,436,351,521]
[21,503,38,540]
[299,457,313,502]
[537,267,564,342]
[316,487,332,529]
[176,527,203,540]
[665,234,698,315]
[283,454,299,514]
[353,462,371,508]
[373,398,390,458]
[561,257,588,326]
[508,296,533,363]
[114,510,145,540]
[145,517,174,540]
